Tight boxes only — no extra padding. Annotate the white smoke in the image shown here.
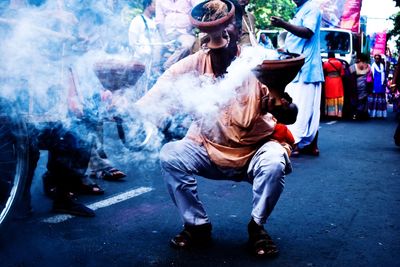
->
[0,1,280,161]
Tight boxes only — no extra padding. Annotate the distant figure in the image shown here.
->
[271,0,324,156]
[349,53,372,120]
[128,0,162,92]
[368,53,387,118]
[259,32,274,49]
[323,52,345,118]
[389,54,400,146]
[238,0,256,46]
[155,0,201,70]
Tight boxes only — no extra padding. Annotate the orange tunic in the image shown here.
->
[323,58,345,99]
[137,48,277,168]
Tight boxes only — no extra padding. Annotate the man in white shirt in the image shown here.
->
[128,0,162,92]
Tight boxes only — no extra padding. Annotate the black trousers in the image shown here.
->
[25,121,92,200]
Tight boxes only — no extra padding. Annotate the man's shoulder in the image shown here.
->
[304,0,318,8]
[301,1,321,13]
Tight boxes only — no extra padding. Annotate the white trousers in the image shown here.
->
[159,138,292,226]
[285,81,322,148]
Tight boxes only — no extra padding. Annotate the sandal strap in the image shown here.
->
[100,167,126,180]
[170,224,212,249]
[248,223,279,257]
[171,229,192,248]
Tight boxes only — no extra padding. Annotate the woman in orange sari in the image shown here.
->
[323,52,345,118]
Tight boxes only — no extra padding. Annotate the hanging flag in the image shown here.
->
[340,0,362,32]
[371,32,387,56]
[314,0,363,33]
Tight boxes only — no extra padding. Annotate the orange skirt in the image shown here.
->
[325,97,344,117]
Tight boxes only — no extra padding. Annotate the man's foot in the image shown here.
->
[170,223,212,249]
[300,145,320,156]
[248,219,279,258]
[53,198,95,217]
[98,167,126,181]
[76,176,105,195]
[292,142,320,157]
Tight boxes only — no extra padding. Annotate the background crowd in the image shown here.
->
[1,0,398,226]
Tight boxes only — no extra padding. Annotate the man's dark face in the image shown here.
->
[293,0,307,7]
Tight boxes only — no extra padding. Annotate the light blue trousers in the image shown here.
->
[159,138,292,226]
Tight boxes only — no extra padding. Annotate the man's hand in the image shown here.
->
[270,16,286,28]
[262,93,291,114]
[271,15,314,39]
[270,123,295,147]
[262,93,298,125]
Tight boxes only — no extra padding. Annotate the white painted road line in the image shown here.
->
[326,121,337,125]
[42,186,154,224]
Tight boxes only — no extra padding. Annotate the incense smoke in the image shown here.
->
[0,1,278,164]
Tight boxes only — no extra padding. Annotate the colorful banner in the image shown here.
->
[371,32,387,56]
[340,0,362,32]
[314,0,362,33]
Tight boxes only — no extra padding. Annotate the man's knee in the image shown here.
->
[159,141,181,169]
[251,143,288,179]
[259,156,286,180]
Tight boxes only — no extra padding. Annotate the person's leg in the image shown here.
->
[38,123,95,217]
[160,138,218,225]
[394,121,400,146]
[286,81,321,149]
[160,138,221,248]
[95,120,107,159]
[247,141,290,224]
[246,141,292,257]
[14,124,40,218]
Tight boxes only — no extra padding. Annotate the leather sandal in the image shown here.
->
[77,183,104,195]
[248,219,279,258]
[76,176,105,195]
[98,167,127,181]
[170,223,212,249]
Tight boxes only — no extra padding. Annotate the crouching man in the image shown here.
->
[136,0,295,257]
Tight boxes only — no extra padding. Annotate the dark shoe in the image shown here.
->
[53,198,95,217]
[248,219,279,258]
[75,176,105,195]
[170,223,212,249]
[300,145,320,156]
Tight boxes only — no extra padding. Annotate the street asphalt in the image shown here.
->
[0,108,399,267]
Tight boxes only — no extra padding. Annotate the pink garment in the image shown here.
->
[155,0,201,35]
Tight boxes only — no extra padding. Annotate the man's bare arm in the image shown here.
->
[270,16,313,39]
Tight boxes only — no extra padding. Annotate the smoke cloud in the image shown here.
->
[0,1,278,162]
